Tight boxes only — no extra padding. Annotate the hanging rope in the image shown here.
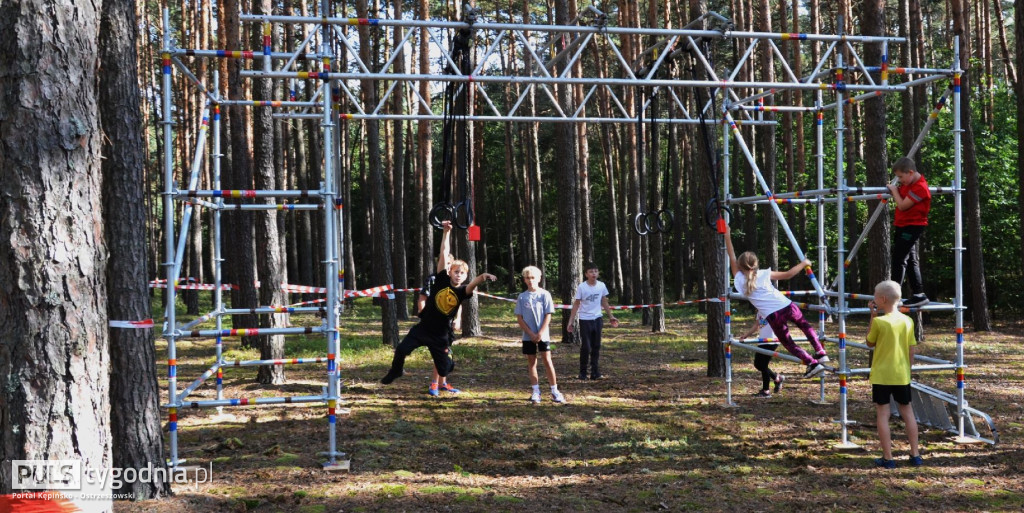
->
[687,39,727,232]
[429,8,477,230]
[632,59,674,236]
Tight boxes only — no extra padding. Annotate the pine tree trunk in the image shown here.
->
[253,0,286,385]
[224,0,261,348]
[417,0,434,284]
[991,0,1016,90]
[1016,0,1024,276]
[99,0,170,499]
[687,0,726,376]
[555,0,584,342]
[391,0,409,320]
[757,0,779,269]
[863,0,892,289]
[357,0,399,346]
[0,0,112,499]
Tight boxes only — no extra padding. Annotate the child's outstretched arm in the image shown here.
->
[772,259,812,281]
[437,221,453,274]
[465,272,497,294]
[724,224,740,275]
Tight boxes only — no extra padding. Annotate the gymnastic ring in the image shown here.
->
[633,212,650,236]
[452,201,473,230]
[655,209,674,233]
[643,211,659,234]
[429,203,455,229]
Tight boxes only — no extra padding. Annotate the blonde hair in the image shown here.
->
[737,251,760,297]
[521,265,542,279]
[450,259,469,272]
[874,280,902,303]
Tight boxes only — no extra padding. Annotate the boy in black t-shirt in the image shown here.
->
[419,256,462,395]
[381,221,495,385]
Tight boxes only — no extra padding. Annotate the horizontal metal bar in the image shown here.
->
[179,326,325,338]
[166,394,328,409]
[215,203,326,211]
[848,364,958,374]
[241,70,912,94]
[220,357,331,367]
[177,190,323,199]
[239,14,904,43]
[222,307,326,315]
[275,112,779,125]
[167,48,320,60]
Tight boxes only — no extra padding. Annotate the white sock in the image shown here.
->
[550,385,559,393]
[532,385,540,393]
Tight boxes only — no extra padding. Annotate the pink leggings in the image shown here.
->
[765,303,826,365]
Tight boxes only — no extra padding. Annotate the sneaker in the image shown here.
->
[803,363,826,378]
[551,391,566,403]
[754,390,772,398]
[380,369,403,384]
[903,294,930,307]
[816,355,830,363]
[577,373,588,380]
[530,391,541,404]
[441,383,460,395]
[428,384,440,397]
[874,458,897,469]
[773,374,785,394]
[908,455,924,466]
[590,373,604,380]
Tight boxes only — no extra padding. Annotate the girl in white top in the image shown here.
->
[725,226,828,379]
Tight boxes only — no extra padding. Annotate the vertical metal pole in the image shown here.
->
[212,71,225,412]
[161,8,180,467]
[834,26,857,449]
[952,36,967,440]
[816,94,827,340]
[333,77,345,319]
[319,6,341,467]
[722,99,735,407]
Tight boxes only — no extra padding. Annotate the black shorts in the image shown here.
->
[872,384,912,405]
[522,341,552,355]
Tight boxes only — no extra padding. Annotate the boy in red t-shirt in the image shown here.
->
[886,157,931,307]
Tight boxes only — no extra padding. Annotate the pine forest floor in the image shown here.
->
[117,299,1024,512]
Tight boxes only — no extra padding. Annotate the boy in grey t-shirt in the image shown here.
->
[515,266,565,404]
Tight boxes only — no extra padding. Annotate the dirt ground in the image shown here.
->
[116,304,1024,512]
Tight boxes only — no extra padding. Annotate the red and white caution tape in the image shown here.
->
[149,279,262,291]
[109,319,155,329]
[343,284,393,298]
[281,283,327,294]
[477,292,724,311]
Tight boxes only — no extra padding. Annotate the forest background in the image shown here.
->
[1,0,1022,505]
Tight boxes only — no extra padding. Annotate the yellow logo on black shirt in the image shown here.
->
[435,287,459,315]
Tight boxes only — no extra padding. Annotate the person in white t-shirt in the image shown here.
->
[567,262,619,380]
[725,226,829,379]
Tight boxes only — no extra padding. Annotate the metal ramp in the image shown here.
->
[890,381,998,445]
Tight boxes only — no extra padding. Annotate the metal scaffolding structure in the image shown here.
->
[158,5,988,472]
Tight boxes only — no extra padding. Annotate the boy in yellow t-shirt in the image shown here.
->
[867,280,923,469]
